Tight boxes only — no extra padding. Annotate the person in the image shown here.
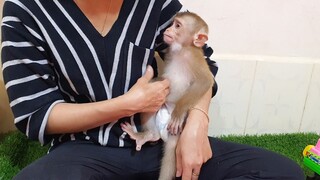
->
[1,0,304,179]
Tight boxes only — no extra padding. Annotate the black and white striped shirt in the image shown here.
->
[1,0,218,148]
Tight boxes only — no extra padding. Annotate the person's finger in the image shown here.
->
[164,88,170,96]
[182,166,192,180]
[191,172,199,180]
[161,78,170,88]
[154,78,170,92]
[142,65,154,81]
[176,152,182,178]
[191,167,201,180]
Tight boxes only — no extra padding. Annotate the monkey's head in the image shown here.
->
[163,12,209,49]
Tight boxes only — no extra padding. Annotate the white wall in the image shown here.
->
[181,0,320,59]
[180,0,320,136]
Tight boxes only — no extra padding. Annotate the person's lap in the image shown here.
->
[13,140,162,180]
[200,138,305,180]
[13,137,305,180]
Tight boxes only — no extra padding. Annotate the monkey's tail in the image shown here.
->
[159,135,179,180]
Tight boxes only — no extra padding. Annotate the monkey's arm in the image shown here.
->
[168,72,212,134]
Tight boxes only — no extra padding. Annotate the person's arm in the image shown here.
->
[175,88,213,180]
[203,44,219,97]
[2,1,64,145]
[1,2,169,145]
[46,66,169,134]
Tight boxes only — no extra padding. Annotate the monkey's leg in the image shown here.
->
[159,135,179,180]
[121,122,160,151]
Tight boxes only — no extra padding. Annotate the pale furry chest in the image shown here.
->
[162,59,193,103]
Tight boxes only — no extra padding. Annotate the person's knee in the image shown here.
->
[13,166,38,180]
[288,162,305,180]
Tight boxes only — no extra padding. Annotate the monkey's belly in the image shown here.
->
[155,103,175,141]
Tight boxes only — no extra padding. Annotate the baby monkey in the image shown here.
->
[121,11,214,180]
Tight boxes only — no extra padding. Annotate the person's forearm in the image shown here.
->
[46,66,170,135]
[176,87,213,179]
[46,94,135,134]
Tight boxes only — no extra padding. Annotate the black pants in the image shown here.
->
[14,137,305,180]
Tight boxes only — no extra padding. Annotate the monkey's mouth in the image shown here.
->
[163,34,173,42]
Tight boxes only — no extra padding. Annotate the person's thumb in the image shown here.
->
[142,65,154,82]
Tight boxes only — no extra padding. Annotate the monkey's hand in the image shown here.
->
[167,109,186,135]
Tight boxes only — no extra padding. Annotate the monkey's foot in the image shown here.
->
[121,122,160,151]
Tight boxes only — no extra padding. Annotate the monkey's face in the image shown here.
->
[163,17,194,46]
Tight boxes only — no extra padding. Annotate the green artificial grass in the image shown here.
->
[220,133,319,177]
[0,131,319,179]
[0,131,48,180]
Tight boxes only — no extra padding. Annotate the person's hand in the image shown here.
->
[126,65,170,113]
[175,111,212,180]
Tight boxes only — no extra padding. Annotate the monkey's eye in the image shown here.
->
[175,23,181,29]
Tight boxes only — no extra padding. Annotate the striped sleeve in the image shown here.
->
[1,1,64,145]
[203,44,219,97]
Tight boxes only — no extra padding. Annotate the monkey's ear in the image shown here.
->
[193,33,208,47]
